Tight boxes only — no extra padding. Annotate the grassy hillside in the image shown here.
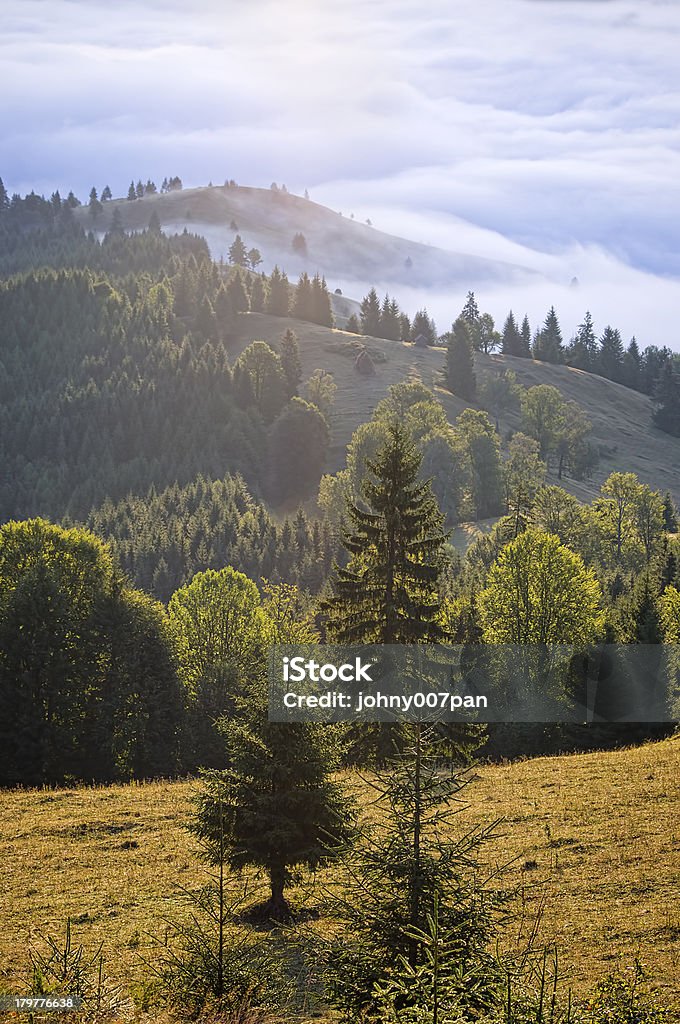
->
[231,312,680,505]
[81,184,539,291]
[1,735,678,1004]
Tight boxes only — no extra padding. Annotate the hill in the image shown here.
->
[1,735,677,1006]
[81,183,541,293]
[230,312,680,505]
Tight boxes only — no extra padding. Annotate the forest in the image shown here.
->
[0,180,678,1023]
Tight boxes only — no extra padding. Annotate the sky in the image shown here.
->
[2,0,679,346]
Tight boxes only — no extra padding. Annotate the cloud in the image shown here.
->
[1,0,679,345]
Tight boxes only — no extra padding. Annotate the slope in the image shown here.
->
[0,735,677,1004]
[231,312,680,505]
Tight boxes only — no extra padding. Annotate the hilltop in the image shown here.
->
[229,312,680,505]
[79,183,540,293]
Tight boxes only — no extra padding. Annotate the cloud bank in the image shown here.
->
[2,0,679,345]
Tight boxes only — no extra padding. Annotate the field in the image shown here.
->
[231,313,680,507]
[1,734,678,1008]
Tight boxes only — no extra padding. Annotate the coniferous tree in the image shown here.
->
[311,273,333,326]
[322,423,448,645]
[597,325,625,382]
[568,311,597,371]
[519,314,532,357]
[228,234,248,267]
[445,317,476,400]
[279,328,302,397]
[0,177,9,211]
[460,290,480,348]
[501,311,522,356]
[101,185,112,202]
[653,360,680,436]
[127,181,136,201]
[411,309,437,345]
[293,271,314,321]
[622,337,642,391]
[360,287,381,337]
[533,306,564,363]
[266,265,291,317]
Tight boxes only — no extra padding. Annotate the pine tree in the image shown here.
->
[597,325,624,382]
[322,424,449,645]
[501,311,522,356]
[323,727,504,1021]
[533,307,564,363]
[311,273,333,326]
[460,291,481,348]
[445,317,476,400]
[266,266,291,317]
[622,337,642,391]
[568,311,597,371]
[519,314,532,357]
[193,720,354,922]
[653,360,680,436]
[228,234,248,267]
[279,328,302,397]
[360,287,381,337]
[411,309,437,345]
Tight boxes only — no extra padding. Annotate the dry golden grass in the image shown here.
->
[1,735,678,1006]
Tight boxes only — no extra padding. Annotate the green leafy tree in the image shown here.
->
[452,410,504,518]
[479,368,520,430]
[479,528,602,643]
[268,398,330,503]
[503,433,546,536]
[304,369,336,419]
[520,384,564,459]
[234,341,287,422]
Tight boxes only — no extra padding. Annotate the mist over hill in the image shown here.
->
[81,183,680,353]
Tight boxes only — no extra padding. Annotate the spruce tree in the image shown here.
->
[653,361,680,436]
[519,313,532,357]
[568,311,597,371]
[445,316,476,399]
[501,310,522,355]
[266,265,291,317]
[360,287,381,337]
[597,325,625,382]
[279,328,302,397]
[322,423,449,645]
[533,306,564,363]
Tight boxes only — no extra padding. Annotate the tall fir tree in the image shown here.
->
[279,328,302,397]
[322,424,449,645]
[445,317,476,400]
[501,310,522,356]
[533,306,564,363]
[360,287,381,337]
[597,325,625,382]
[567,311,597,371]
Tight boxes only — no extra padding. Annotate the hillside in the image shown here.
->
[1,735,677,1005]
[230,312,680,504]
[80,184,541,292]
